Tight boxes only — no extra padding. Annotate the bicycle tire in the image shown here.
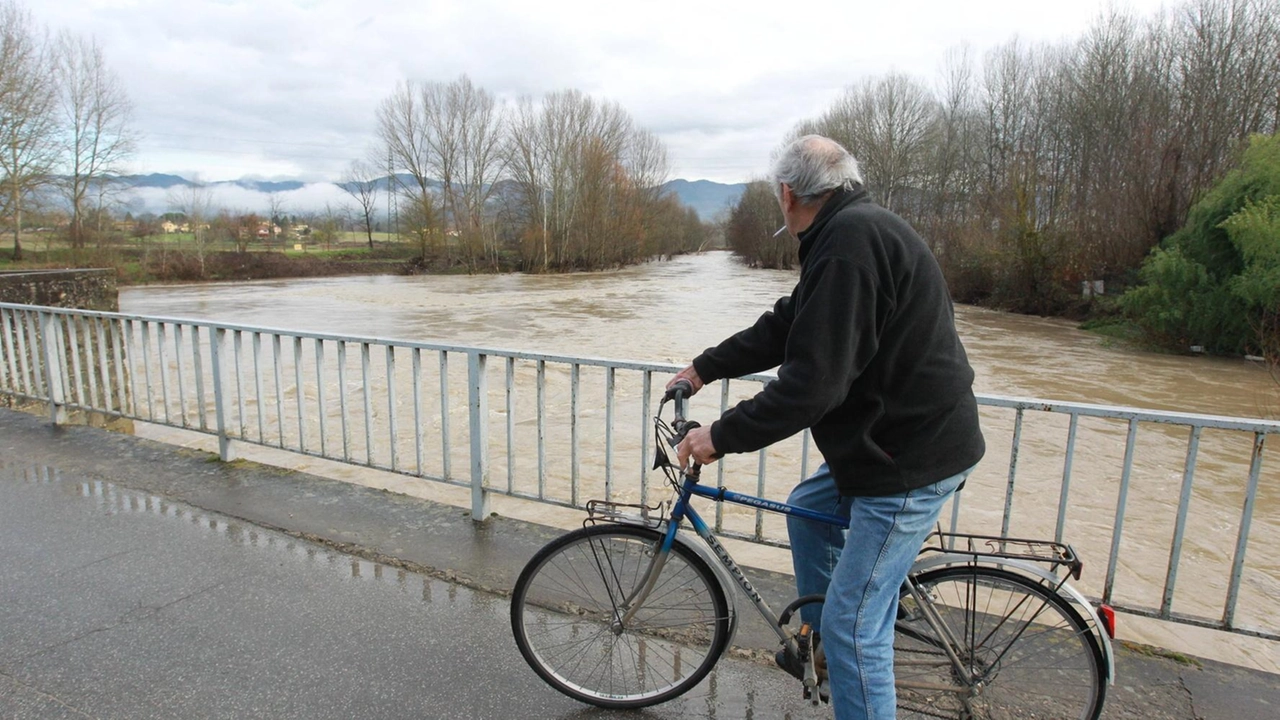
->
[895,565,1107,720]
[510,524,731,709]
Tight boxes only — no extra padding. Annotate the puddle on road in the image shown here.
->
[2,461,490,613]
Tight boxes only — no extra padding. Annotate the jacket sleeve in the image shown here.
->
[691,293,794,383]
[709,258,884,455]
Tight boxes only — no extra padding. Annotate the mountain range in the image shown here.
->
[113,173,746,221]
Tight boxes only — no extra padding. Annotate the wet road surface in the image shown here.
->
[0,463,824,719]
[2,407,1278,719]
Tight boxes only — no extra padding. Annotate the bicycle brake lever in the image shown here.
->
[668,420,701,449]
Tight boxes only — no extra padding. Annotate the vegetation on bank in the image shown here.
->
[723,0,1278,366]
[0,228,706,285]
[3,2,714,274]
[1121,134,1280,361]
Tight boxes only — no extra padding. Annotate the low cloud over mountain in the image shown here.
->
[114,174,744,221]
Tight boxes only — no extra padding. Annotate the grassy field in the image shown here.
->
[0,231,421,282]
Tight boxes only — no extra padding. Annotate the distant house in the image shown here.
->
[161,221,178,234]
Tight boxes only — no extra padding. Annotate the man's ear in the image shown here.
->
[780,183,795,211]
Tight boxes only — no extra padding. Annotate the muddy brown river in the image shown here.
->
[119,251,1279,671]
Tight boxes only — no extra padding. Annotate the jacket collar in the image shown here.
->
[797,185,869,264]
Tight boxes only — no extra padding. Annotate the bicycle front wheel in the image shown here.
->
[510,524,731,709]
[895,566,1106,720]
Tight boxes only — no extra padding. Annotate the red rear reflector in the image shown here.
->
[1097,604,1117,639]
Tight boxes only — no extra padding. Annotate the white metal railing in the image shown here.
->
[2,301,1279,642]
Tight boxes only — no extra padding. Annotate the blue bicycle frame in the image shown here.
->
[631,468,849,649]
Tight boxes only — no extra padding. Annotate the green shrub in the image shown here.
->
[1121,134,1280,355]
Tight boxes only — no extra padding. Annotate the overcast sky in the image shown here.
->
[36,0,1172,185]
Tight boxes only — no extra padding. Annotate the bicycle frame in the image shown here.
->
[609,468,846,661]
[607,464,1114,697]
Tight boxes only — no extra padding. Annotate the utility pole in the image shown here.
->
[387,148,399,240]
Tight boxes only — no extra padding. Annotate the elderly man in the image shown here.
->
[671,134,985,719]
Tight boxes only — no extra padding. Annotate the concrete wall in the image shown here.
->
[0,269,118,311]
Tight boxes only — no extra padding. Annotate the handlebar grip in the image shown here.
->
[664,378,695,403]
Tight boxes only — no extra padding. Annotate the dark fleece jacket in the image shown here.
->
[692,186,985,496]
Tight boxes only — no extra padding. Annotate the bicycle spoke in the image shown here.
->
[896,567,1105,720]
[512,526,729,709]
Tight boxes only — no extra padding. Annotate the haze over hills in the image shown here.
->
[114,173,746,221]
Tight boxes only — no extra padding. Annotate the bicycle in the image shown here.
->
[510,381,1115,718]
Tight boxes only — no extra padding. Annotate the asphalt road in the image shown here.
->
[0,462,823,720]
[2,407,1279,719]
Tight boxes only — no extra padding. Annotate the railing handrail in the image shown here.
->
[2,300,1278,645]
[6,301,1276,434]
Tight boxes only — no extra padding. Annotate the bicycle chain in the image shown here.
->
[896,701,959,719]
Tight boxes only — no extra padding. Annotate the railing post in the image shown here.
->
[209,327,237,462]
[467,350,491,522]
[39,312,67,425]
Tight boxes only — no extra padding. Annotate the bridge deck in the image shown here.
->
[1,407,1275,719]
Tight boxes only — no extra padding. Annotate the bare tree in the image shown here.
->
[377,81,442,256]
[377,77,675,272]
[0,1,57,260]
[815,73,940,214]
[54,30,135,249]
[266,192,285,248]
[420,76,506,268]
[310,202,344,251]
[724,180,790,269]
[339,158,380,248]
[504,95,551,270]
[168,181,214,277]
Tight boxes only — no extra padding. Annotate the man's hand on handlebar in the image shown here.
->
[677,425,720,468]
[666,365,705,395]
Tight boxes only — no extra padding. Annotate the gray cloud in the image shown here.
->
[35,0,1170,184]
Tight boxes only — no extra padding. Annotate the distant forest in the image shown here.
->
[726,0,1279,319]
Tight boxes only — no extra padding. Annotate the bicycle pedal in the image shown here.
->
[803,681,829,706]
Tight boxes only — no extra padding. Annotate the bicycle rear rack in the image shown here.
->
[584,499,668,530]
[920,531,1083,580]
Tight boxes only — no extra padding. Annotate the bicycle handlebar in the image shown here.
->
[662,379,696,442]
[658,378,710,474]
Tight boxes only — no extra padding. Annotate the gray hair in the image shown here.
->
[770,135,863,204]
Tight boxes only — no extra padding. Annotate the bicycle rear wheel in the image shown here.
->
[510,524,731,709]
[895,566,1106,720]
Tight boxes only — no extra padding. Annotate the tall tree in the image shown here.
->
[266,192,286,248]
[0,0,56,260]
[421,76,506,269]
[340,158,380,248]
[168,182,214,277]
[377,81,442,256]
[54,30,134,249]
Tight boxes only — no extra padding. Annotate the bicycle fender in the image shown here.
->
[671,529,740,654]
[909,553,1116,685]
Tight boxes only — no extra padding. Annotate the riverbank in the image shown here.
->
[0,242,1255,365]
[1,244,471,284]
[1,240,679,285]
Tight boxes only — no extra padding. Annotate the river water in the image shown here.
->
[119,251,1279,670]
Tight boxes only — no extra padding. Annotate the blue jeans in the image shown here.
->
[786,463,970,720]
